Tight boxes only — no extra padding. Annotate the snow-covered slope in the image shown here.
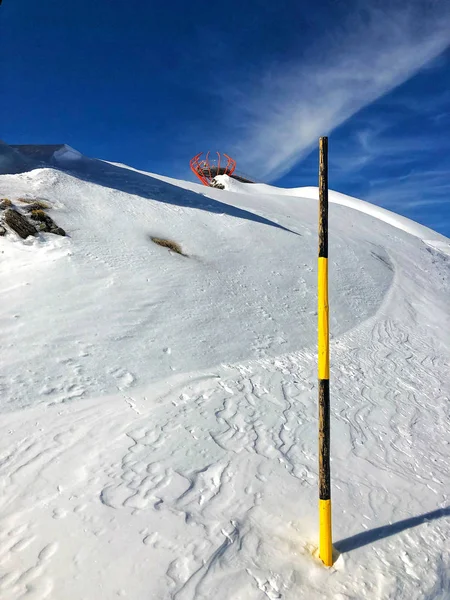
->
[214,175,450,248]
[0,151,449,599]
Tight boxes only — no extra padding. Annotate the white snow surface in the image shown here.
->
[0,158,449,599]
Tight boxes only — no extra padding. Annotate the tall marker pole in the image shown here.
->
[318,136,332,566]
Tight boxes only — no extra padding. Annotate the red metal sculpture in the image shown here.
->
[190,152,237,186]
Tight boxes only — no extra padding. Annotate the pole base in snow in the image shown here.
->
[319,498,333,566]
[312,543,339,567]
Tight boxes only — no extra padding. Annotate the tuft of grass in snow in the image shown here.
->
[151,237,186,256]
[0,198,12,208]
[31,200,51,210]
[30,209,47,221]
[17,198,51,209]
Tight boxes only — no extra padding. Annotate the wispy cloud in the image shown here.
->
[326,107,450,235]
[222,0,450,180]
[362,166,450,236]
[331,122,450,173]
[366,170,450,210]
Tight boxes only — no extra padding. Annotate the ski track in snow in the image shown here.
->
[0,165,449,598]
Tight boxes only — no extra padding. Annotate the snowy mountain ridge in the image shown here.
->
[0,147,449,599]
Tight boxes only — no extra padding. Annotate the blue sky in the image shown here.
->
[1,0,449,236]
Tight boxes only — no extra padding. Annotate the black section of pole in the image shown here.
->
[318,137,328,259]
[318,379,331,499]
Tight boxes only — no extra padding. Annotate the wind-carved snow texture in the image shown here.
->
[0,157,449,598]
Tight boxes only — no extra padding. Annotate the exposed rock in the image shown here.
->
[0,226,6,236]
[52,226,66,236]
[4,209,38,239]
[29,210,65,236]
[211,178,225,190]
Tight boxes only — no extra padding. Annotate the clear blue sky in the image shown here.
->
[1,0,449,236]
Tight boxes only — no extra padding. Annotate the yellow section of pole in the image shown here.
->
[319,499,332,565]
[318,136,333,566]
[318,257,329,380]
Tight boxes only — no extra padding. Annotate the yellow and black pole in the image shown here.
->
[318,136,332,566]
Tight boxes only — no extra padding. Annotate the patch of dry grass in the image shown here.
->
[151,237,185,256]
[0,198,12,208]
[31,200,51,209]
[30,209,47,221]
[17,198,51,209]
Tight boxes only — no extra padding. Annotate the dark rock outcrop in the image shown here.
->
[29,210,66,236]
[4,209,38,239]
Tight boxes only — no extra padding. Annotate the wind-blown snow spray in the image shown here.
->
[318,136,333,566]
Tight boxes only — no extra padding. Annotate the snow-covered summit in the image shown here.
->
[0,150,449,599]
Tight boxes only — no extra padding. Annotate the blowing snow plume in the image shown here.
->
[225,0,450,181]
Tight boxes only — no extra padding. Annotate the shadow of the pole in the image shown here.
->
[335,506,450,553]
